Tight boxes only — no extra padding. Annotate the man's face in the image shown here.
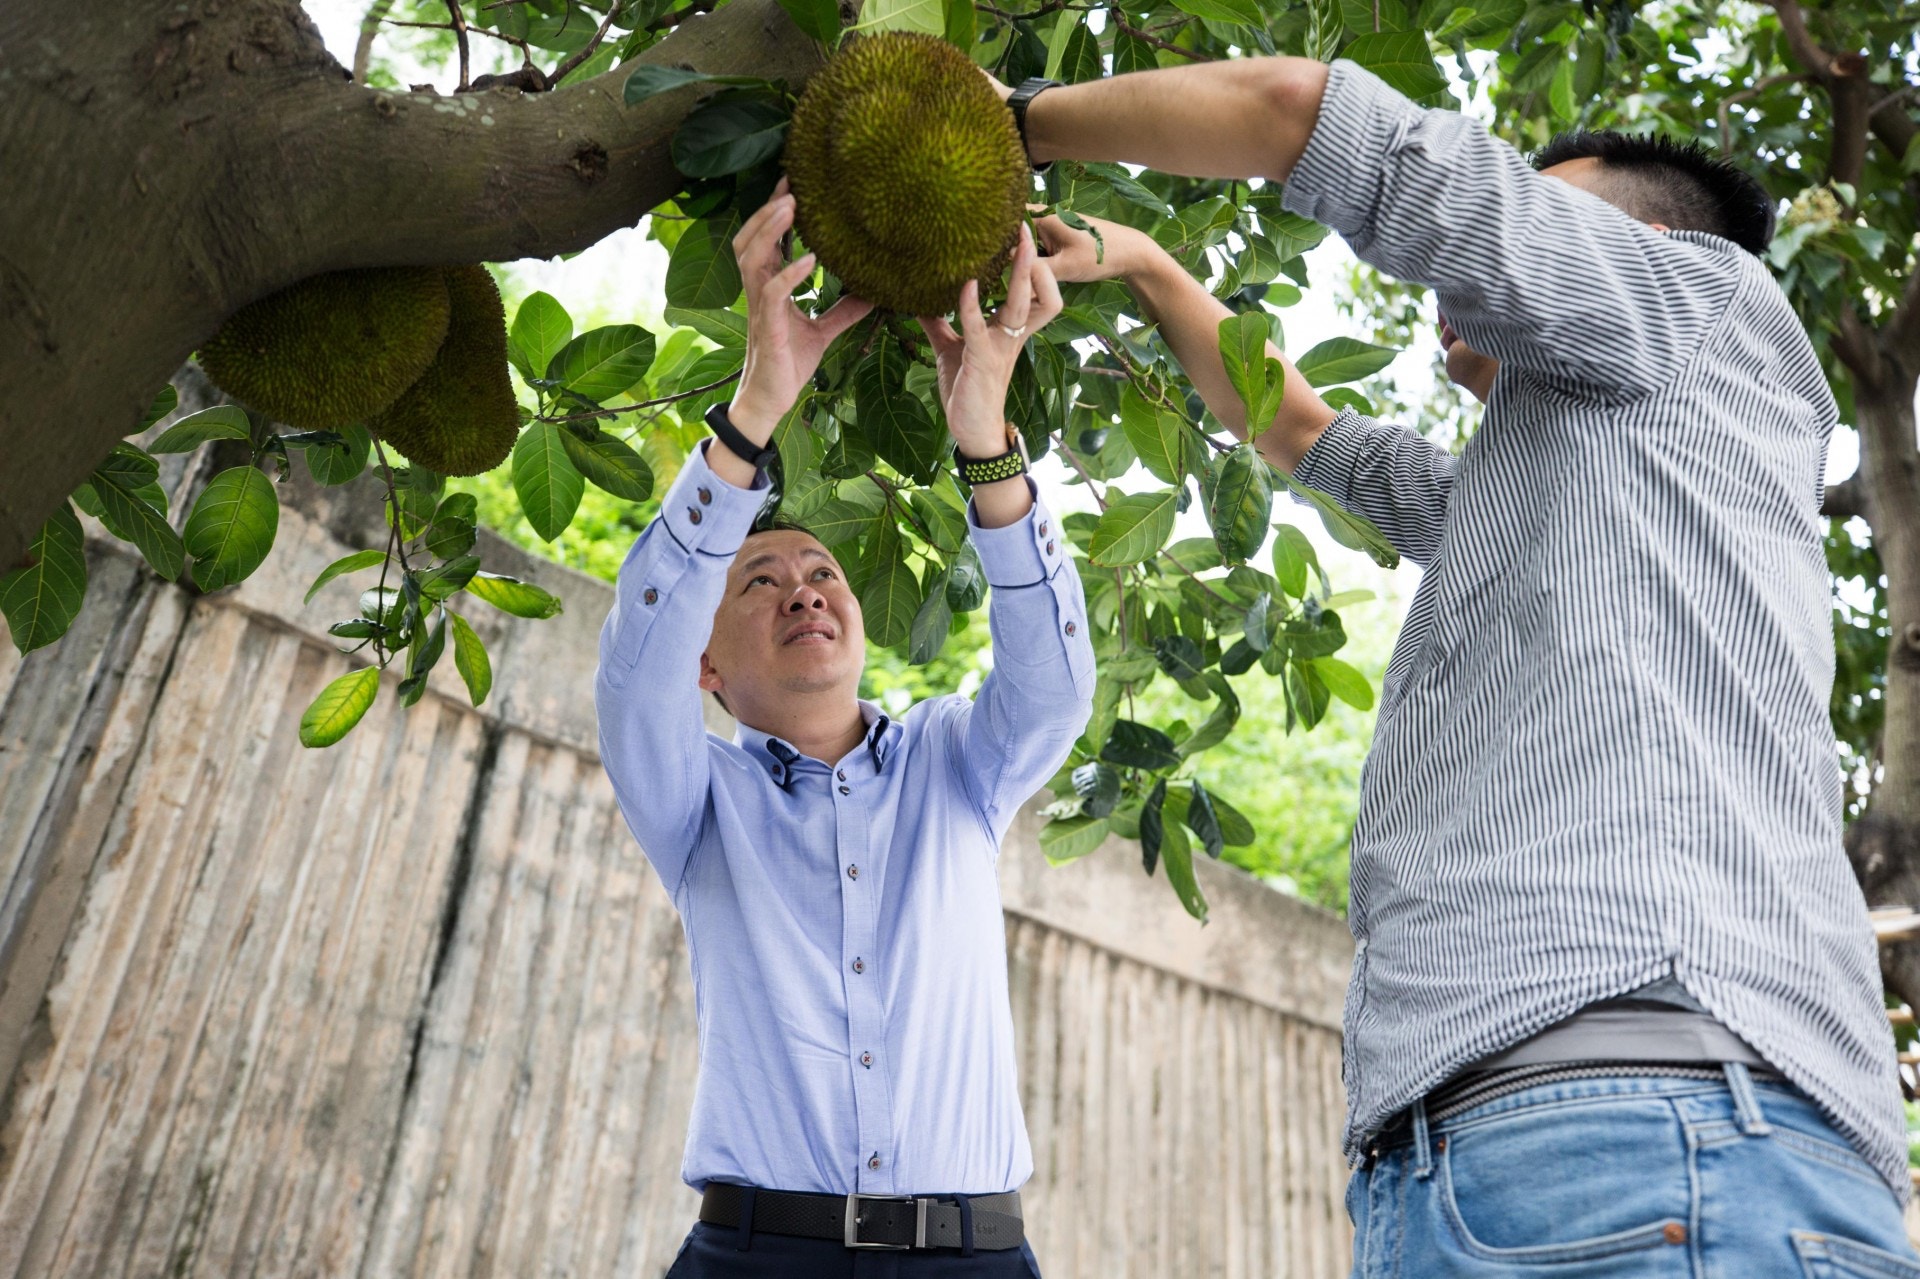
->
[1440,158,1630,404]
[699,529,866,716]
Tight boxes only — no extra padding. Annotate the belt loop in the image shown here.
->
[955,1194,975,1257]
[735,1185,756,1251]
[1723,1062,1772,1137]
[1411,1097,1435,1181]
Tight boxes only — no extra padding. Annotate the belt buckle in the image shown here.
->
[843,1193,925,1249]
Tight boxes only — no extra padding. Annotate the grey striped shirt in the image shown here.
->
[1282,61,1904,1195]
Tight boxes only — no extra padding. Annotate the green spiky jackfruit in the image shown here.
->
[367,266,520,478]
[199,267,452,429]
[785,33,1029,316]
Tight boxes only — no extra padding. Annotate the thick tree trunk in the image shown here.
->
[1842,330,1920,1007]
[0,0,823,571]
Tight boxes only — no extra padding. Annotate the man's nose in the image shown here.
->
[784,586,827,612]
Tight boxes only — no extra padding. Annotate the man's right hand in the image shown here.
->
[1030,210,1160,286]
[716,178,874,485]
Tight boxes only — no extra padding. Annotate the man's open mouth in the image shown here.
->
[782,624,836,646]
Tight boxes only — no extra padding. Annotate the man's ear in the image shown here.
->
[698,651,723,694]
[1648,222,1672,234]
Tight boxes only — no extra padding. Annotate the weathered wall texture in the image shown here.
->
[0,394,1355,1277]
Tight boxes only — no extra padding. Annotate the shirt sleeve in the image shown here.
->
[1292,408,1459,567]
[595,441,768,894]
[949,482,1096,845]
[1283,60,1739,403]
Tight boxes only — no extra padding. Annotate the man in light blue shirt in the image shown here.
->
[596,183,1092,1276]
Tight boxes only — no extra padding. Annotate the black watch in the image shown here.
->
[1006,77,1061,175]
[955,423,1031,486]
[705,401,778,472]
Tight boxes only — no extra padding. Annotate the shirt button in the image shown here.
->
[859,1051,873,1067]
[837,769,848,781]
[868,1155,882,1171]
[852,957,865,974]
[687,506,703,525]
[838,785,851,795]
[847,864,859,880]
[1064,621,1077,636]
[643,588,658,605]
[1045,540,1055,555]
[697,487,712,505]
[1038,521,1048,536]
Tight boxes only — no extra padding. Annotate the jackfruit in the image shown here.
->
[199,267,452,429]
[785,32,1029,316]
[367,266,520,477]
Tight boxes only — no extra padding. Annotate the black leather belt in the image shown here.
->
[699,1183,1024,1251]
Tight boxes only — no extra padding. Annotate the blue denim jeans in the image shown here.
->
[1348,1064,1920,1277]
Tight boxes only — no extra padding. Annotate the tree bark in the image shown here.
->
[0,0,824,572]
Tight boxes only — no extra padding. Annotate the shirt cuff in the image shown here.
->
[1290,407,1372,506]
[660,439,770,558]
[967,479,1064,588]
[1281,60,1426,243]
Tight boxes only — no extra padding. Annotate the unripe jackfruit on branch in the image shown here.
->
[785,32,1030,316]
[367,267,520,478]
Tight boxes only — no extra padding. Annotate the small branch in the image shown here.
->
[1765,0,1834,82]
[1715,73,1802,155]
[534,369,742,426]
[866,471,942,546]
[550,0,625,86]
[1832,306,1883,389]
[975,0,1102,18]
[644,0,719,31]
[353,0,398,84]
[1107,8,1216,60]
[1822,473,1866,522]
[443,0,472,92]
[1052,432,1109,509]
[1159,546,1231,603]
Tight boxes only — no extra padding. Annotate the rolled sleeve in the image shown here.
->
[1290,408,1458,567]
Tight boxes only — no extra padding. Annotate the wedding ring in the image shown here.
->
[1000,323,1025,339]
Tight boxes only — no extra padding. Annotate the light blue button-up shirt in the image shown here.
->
[595,441,1094,1196]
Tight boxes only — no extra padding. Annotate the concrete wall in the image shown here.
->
[0,392,1355,1277]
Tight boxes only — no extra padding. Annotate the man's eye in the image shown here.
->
[813,568,836,581]
[748,575,774,588]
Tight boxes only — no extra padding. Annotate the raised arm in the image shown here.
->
[1035,212,1458,565]
[1016,59,1734,399]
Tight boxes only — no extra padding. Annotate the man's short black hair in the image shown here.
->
[1533,130,1776,256]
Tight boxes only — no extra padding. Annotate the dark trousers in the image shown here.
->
[664,1222,1044,1278]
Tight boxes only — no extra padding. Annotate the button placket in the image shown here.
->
[834,775,893,1193]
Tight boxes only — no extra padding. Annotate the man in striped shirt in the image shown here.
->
[1005,55,1915,1275]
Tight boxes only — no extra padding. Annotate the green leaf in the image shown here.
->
[299,666,380,748]
[665,215,743,309]
[304,549,386,605]
[1217,311,1287,433]
[663,304,748,348]
[1271,523,1317,598]
[907,572,953,664]
[306,423,371,486]
[1112,28,1157,74]
[622,65,771,105]
[398,609,447,708]
[1159,808,1208,920]
[858,523,922,647]
[0,504,87,654]
[1185,779,1224,859]
[1072,761,1122,818]
[1119,386,1188,485]
[1312,655,1375,710]
[1179,673,1241,755]
[1343,30,1448,101]
[89,456,184,581]
[183,466,278,591]
[946,540,986,611]
[424,492,479,560]
[1206,445,1273,564]
[1101,719,1182,770]
[855,340,944,482]
[1040,815,1110,865]
[559,428,655,501]
[943,0,975,49]
[1294,336,1398,386]
[1059,19,1102,82]
[808,499,878,548]
[510,291,573,384]
[1154,633,1205,681]
[548,324,657,403]
[777,0,842,41]
[148,405,251,453]
[1168,0,1262,26]
[673,95,790,179]
[1209,791,1256,846]
[448,610,493,707]
[1139,776,1167,876]
[860,0,944,34]
[1547,56,1576,121]
[1287,660,1331,729]
[1089,490,1179,567]
[1280,472,1399,568]
[464,571,564,619]
[512,421,586,542]
[418,554,482,601]
[137,384,179,434]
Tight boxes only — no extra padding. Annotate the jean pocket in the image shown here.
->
[1436,1101,1690,1265]
[1794,1232,1920,1279]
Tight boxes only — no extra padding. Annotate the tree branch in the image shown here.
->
[1823,473,1866,522]
[1833,306,1882,389]
[1765,0,1835,82]
[549,0,625,87]
[443,0,472,92]
[353,0,397,85]
[1716,73,1802,155]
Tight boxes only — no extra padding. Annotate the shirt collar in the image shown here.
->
[734,700,902,785]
